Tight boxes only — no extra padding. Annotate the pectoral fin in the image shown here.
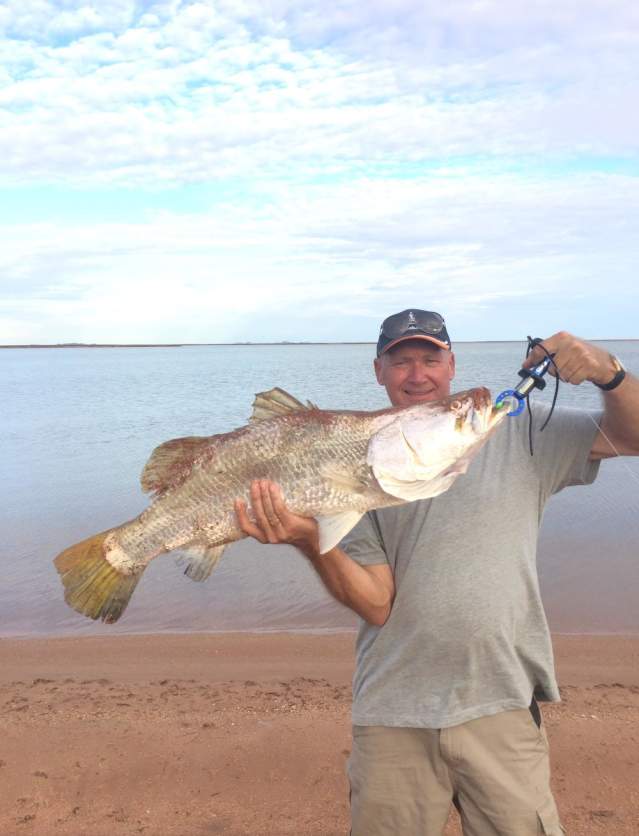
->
[316,510,364,554]
[320,463,368,494]
[178,543,227,582]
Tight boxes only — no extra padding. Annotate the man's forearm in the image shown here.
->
[599,372,639,455]
[300,543,394,626]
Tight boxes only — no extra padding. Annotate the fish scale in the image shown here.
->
[53,385,505,623]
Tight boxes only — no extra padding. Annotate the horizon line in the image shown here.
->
[2,338,638,349]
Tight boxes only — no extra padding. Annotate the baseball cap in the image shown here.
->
[376,309,451,356]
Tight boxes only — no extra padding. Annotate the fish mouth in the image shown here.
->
[452,388,506,435]
[489,404,510,426]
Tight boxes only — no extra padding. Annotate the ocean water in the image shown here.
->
[2,341,638,638]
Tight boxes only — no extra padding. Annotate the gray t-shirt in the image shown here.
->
[341,405,602,729]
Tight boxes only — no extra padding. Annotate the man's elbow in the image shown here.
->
[363,599,393,627]
[365,612,389,627]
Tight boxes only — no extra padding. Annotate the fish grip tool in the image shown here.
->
[495,337,560,455]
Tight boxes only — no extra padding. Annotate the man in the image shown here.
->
[235,309,639,835]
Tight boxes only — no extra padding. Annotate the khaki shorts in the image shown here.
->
[348,707,565,836]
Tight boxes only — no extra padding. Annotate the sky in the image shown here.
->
[1,0,638,344]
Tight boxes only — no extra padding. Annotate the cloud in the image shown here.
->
[0,1,638,186]
[2,168,637,342]
[1,2,637,342]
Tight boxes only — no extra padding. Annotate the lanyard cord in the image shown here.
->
[524,336,560,456]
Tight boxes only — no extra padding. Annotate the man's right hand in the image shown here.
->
[234,479,320,556]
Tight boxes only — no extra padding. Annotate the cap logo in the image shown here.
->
[407,311,417,329]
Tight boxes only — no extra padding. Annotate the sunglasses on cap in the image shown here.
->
[377,309,451,356]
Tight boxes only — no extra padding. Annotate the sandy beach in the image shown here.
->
[1,632,638,835]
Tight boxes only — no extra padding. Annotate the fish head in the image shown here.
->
[436,386,505,433]
[368,386,506,501]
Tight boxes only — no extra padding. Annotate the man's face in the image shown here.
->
[374,339,455,407]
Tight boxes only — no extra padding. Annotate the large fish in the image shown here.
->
[54,386,505,623]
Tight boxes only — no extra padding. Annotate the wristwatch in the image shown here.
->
[593,354,626,391]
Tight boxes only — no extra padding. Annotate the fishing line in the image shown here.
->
[583,411,639,489]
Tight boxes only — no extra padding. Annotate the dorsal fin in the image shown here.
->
[140,436,211,495]
[249,387,317,422]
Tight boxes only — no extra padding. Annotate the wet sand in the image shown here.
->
[1,632,638,835]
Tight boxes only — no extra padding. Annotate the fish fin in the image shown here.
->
[316,510,364,554]
[54,529,143,624]
[140,436,211,495]
[320,464,368,495]
[249,387,314,422]
[178,543,227,582]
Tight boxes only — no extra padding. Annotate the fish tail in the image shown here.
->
[54,529,143,624]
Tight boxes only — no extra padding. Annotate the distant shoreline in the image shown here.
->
[3,342,371,349]
[2,339,637,349]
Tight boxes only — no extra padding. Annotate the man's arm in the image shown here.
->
[590,373,639,459]
[234,480,395,626]
[522,331,639,460]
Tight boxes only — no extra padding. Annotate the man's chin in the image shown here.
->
[402,391,438,405]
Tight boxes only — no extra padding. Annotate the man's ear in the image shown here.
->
[448,352,456,381]
[374,356,384,385]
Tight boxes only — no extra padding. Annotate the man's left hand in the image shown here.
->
[522,331,618,387]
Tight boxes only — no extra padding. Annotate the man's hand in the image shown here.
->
[235,479,320,555]
[522,331,619,387]
[522,331,639,459]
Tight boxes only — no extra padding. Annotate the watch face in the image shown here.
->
[612,355,626,373]
[594,354,627,390]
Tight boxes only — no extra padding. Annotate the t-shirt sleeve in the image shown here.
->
[530,405,603,495]
[340,511,390,566]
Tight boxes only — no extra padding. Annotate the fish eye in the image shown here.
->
[451,400,461,410]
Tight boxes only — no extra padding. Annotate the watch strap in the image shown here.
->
[593,355,626,391]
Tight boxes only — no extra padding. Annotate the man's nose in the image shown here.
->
[406,362,430,383]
